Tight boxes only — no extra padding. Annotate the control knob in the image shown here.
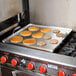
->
[39,65,47,73]
[72,74,76,76]
[11,58,18,66]
[27,62,34,70]
[0,55,8,63]
[57,70,65,76]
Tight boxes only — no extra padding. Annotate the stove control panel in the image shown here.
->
[0,51,76,76]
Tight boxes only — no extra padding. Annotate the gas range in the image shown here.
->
[0,31,76,76]
[58,32,76,57]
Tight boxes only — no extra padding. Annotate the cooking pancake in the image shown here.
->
[20,30,32,36]
[37,41,46,46]
[40,28,51,33]
[53,29,60,33]
[10,36,23,43]
[32,32,44,38]
[50,39,58,44]
[43,35,52,40]
[23,38,36,45]
[56,33,64,37]
[28,26,39,31]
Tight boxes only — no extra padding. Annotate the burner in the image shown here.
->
[60,39,76,57]
[62,46,74,56]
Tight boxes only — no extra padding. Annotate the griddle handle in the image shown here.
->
[13,26,21,34]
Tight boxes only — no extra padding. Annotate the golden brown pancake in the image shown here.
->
[43,35,52,40]
[53,29,60,33]
[56,33,64,37]
[23,38,36,45]
[40,28,51,33]
[32,32,44,38]
[37,41,46,46]
[20,30,32,36]
[28,26,39,31]
[50,39,58,44]
[10,36,23,43]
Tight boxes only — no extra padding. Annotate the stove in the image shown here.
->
[0,31,76,76]
[0,0,76,76]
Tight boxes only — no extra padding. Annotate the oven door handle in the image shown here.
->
[12,70,21,76]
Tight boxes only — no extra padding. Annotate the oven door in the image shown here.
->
[1,65,45,76]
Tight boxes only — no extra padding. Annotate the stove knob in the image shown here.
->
[0,56,8,63]
[27,62,34,70]
[11,58,18,66]
[57,70,65,76]
[72,74,76,76]
[39,65,47,73]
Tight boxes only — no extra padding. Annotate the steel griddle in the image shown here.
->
[2,24,72,52]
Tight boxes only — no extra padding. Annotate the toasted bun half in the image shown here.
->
[20,30,32,36]
[23,38,36,45]
[10,36,23,43]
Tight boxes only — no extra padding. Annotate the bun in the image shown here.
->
[32,32,44,38]
[10,36,23,43]
[20,30,32,36]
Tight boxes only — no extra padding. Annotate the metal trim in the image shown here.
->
[0,23,18,35]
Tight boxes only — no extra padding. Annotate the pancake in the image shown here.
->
[50,39,58,44]
[43,35,52,40]
[53,29,60,33]
[37,41,46,46]
[56,33,64,37]
[20,30,32,36]
[40,28,51,33]
[23,38,36,45]
[10,36,23,43]
[32,32,44,38]
[28,26,39,31]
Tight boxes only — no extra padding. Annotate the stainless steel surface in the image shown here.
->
[0,23,18,35]
[0,0,22,22]
[0,42,76,69]
[3,24,72,52]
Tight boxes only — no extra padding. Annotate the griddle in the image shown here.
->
[2,24,72,52]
